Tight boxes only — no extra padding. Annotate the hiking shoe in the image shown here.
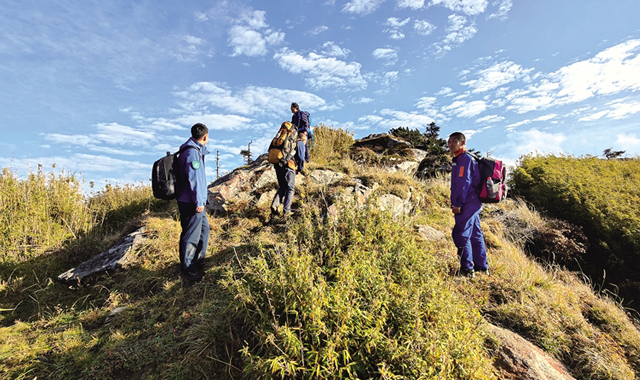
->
[459,268,475,278]
[181,268,203,283]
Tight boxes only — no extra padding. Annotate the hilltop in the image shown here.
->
[1,126,640,380]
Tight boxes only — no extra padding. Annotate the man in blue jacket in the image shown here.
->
[448,132,488,277]
[177,123,210,282]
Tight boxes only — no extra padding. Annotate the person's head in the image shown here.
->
[299,131,308,143]
[447,132,466,155]
[290,102,300,113]
[191,123,209,145]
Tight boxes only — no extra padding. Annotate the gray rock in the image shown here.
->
[487,324,576,380]
[377,194,412,217]
[208,153,271,211]
[354,133,412,149]
[393,161,419,174]
[412,149,427,162]
[254,167,277,189]
[415,225,446,241]
[257,189,277,206]
[57,228,147,284]
[105,306,128,324]
[309,170,345,185]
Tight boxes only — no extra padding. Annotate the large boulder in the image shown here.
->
[377,194,413,217]
[353,133,412,151]
[57,228,148,284]
[207,154,274,211]
[488,324,576,380]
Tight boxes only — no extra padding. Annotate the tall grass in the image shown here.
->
[0,167,157,264]
[310,123,354,166]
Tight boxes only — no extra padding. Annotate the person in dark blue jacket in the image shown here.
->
[177,123,210,281]
[448,132,488,277]
[291,102,312,160]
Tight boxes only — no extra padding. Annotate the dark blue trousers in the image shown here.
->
[178,201,209,272]
[452,196,488,271]
[271,164,295,213]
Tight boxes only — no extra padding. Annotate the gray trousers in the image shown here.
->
[271,164,295,213]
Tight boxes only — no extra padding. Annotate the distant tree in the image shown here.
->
[416,122,452,179]
[389,126,424,147]
[240,141,253,165]
[603,147,625,160]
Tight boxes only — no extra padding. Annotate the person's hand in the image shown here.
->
[196,206,205,213]
[451,206,461,214]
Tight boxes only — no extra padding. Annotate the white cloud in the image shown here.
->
[507,39,640,113]
[342,0,386,15]
[436,87,455,96]
[228,10,284,57]
[476,115,505,123]
[535,113,558,121]
[441,100,488,118]
[506,129,566,157]
[175,114,252,131]
[372,48,398,65]
[321,41,351,58]
[310,26,329,35]
[579,100,640,121]
[176,82,334,116]
[488,0,513,20]
[354,97,375,104]
[433,15,477,54]
[273,48,367,90]
[359,109,435,130]
[0,154,149,174]
[384,17,411,40]
[505,114,555,131]
[431,0,488,15]
[94,123,152,145]
[398,0,425,9]
[463,61,535,93]
[414,20,436,36]
[44,134,92,146]
[415,96,437,109]
[614,133,640,152]
[183,35,204,46]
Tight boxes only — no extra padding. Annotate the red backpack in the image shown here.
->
[475,156,507,203]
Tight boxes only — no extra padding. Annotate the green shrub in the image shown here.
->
[510,154,640,305]
[218,205,495,379]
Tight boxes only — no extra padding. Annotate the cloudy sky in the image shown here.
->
[2,0,640,187]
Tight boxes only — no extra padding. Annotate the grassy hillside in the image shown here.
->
[510,155,640,308]
[2,133,640,379]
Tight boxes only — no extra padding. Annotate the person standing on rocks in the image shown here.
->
[269,122,300,222]
[291,102,312,161]
[448,132,488,278]
[177,123,210,282]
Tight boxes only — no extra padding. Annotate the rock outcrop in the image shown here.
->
[488,324,576,380]
[57,228,148,284]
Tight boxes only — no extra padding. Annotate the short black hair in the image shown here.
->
[291,102,299,111]
[191,123,209,140]
[449,132,466,143]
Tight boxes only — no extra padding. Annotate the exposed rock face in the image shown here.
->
[488,324,576,380]
[309,170,345,185]
[353,133,412,150]
[207,154,275,211]
[57,228,147,284]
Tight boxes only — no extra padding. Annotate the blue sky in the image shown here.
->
[2,0,640,187]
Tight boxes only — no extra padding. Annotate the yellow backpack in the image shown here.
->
[268,122,297,167]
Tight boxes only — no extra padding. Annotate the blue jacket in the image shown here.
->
[177,137,210,207]
[292,111,309,132]
[295,140,307,172]
[450,150,480,208]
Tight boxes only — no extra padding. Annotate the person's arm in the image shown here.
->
[184,148,207,212]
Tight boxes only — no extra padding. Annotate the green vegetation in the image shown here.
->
[1,131,640,379]
[510,154,640,306]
